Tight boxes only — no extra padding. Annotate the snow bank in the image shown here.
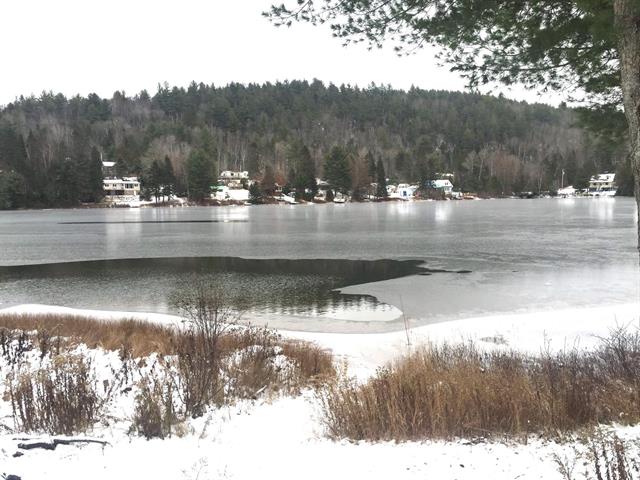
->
[2,302,638,378]
[3,389,637,480]
[287,302,640,378]
[0,303,183,326]
[1,302,639,479]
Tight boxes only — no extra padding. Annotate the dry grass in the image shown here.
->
[587,433,640,480]
[0,312,334,436]
[7,354,101,435]
[0,312,334,434]
[0,313,334,384]
[0,313,178,357]
[131,375,178,440]
[321,329,640,441]
[554,430,640,480]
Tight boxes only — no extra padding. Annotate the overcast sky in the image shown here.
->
[1,0,562,106]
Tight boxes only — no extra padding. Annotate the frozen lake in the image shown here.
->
[0,198,638,332]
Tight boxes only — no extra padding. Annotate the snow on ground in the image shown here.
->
[5,302,639,377]
[289,302,640,378]
[3,389,627,480]
[1,302,639,479]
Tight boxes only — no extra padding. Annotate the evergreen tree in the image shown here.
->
[0,170,26,209]
[186,150,213,202]
[267,0,640,251]
[324,146,352,193]
[249,182,264,204]
[375,158,388,199]
[288,140,317,200]
[147,160,163,202]
[53,157,80,205]
[261,164,276,196]
[325,188,334,202]
[161,156,176,199]
[87,146,104,202]
[366,151,376,180]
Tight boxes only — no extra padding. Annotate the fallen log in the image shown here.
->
[16,438,110,451]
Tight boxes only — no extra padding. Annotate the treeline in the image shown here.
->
[0,80,630,208]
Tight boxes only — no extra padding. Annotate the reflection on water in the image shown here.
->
[0,257,431,327]
[0,199,637,332]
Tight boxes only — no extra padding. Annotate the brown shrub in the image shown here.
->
[321,333,640,442]
[0,313,177,357]
[8,354,101,435]
[0,313,334,385]
[131,375,178,439]
[0,310,334,429]
[0,304,335,436]
[588,433,640,480]
[0,327,32,366]
[221,326,335,395]
[281,339,335,384]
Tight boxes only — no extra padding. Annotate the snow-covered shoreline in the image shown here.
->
[2,302,638,377]
[2,302,639,480]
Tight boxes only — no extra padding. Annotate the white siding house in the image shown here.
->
[103,177,141,204]
[588,173,617,197]
[431,179,454,195]
[219,171,249,188]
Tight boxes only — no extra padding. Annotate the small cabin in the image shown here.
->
[589,173,616,191]
[431,179,454,195]
[103,177,141,204]
[219,171,249,188]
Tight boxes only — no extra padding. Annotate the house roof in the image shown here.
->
[432,179,453,188]
[590,173,615,183]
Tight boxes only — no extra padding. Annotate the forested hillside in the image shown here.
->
[0,80,630,208]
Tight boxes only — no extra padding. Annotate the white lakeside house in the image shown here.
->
[557,185,577,197]
[219,170,249,188]
[103,177,141,204]
[431,179,454,195]
[588,173,617,197]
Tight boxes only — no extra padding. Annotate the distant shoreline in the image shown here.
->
[0,194,632,213]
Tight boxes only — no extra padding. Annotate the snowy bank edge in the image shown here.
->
[1,303,638,378]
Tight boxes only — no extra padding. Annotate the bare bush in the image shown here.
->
[169,281,242,417]
[131,375,178,439]
[223,327,290,399]
[584,432,640,480]
[0,309,335,431]
[8,355,101,435]
[320,332,640,441]
[0,328,32,367]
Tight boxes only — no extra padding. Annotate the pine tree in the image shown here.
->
[87,146,103,202]
[0,170,26,209]
[148,160,163,202]
[186,150,213,202]
[249,182,264,204]
[288,140,317,200]
[376,158,388,199]
[261,164,276,196]
[366,151,376,181]
[324,146,352,193]
[161,156,176,200]
[325,188,334,202]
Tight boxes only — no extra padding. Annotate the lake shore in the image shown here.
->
[1,301,639,480]
[2,302,638,379]
[3,192,636,213]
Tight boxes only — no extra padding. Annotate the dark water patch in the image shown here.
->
[0,257,471,328]
[0,257,437,288]
[0,257,445,322]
